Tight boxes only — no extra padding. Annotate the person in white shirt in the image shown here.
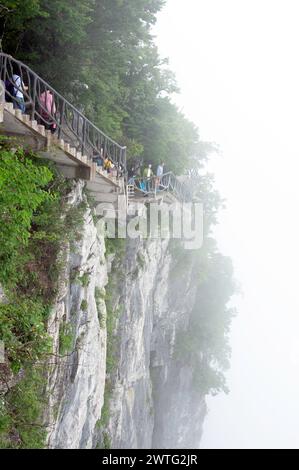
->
[12,74,28,113]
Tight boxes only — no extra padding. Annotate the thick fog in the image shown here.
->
[155,0,299,448]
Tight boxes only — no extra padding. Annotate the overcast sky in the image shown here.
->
[155,0,299,449]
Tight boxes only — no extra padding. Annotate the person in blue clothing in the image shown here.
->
[155,161,164,189]
[92,149,104,167]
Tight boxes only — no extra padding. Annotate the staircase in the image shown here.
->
[0,101,95,178]
[0,53,126,207]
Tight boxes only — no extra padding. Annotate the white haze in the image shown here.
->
[155,0,299,448]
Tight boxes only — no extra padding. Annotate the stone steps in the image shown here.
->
[2,102,124,204]
[3,102,91,167]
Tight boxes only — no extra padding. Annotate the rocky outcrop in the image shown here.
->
[45,182,207,449]
[100,237,207,449]
[45,181,108,449]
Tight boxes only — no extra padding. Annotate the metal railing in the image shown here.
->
[0,53,127,175]
[129,171,193,202]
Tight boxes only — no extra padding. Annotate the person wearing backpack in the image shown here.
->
[4,79,15,103]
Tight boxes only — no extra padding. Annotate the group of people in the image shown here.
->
[93,151,112,172]
[5,73,57,133]
[4,73,162,186]
[93,147,124,177]
[4,73,124,176]
[5,73,28,113]
[128,162,165,193]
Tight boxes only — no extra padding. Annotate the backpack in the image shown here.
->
[5,79,15,102]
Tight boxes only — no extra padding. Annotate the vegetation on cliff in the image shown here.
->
[173,240,236,396]
[0,138,85,447]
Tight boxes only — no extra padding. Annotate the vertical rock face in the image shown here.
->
[46,182,108,449]
[104,237,207,449]
[46,182,207,449]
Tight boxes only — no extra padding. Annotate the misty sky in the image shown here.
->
[155,0,299,449]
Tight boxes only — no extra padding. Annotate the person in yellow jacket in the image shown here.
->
[143,164,153,191]
[143,164,153,178]
[104,156,113,173]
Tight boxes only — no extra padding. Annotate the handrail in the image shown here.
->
[0,53,127,175]
[129,171,193,202]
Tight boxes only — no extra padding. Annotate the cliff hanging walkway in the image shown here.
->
[127,172,194,204]
[0,53,197,209]
[0,53,126,205]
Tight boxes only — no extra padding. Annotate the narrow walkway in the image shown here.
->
[0,53,126,180]
[0,53,196,207]
[127,172,193,203]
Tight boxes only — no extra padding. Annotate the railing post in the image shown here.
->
[58,101,65,139]
[81,119,86,157]
[31,75,37,121]
[1,54,7,82]
[123,146,127,170]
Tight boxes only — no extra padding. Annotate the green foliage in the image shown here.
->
[193,362,229,397]
[0,144,53,285]
[80,273,90,287]
[102,432,111,449]
[59,323,74,355]
[80,299,88,312]
[97,382,113,429]
[73,271,91,288]
[0,299,51,373]
[2,0,214,172]
[105,236,126,260]
[0,140,89,448]
[174,246,236,396]
[96,238,126,444]
[0,366,48,449]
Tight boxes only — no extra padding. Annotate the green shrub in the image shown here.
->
[102,432,111,449]
[79,272,90,287]
[95,287,106,328]
[0,144,54,286]
[80,299,88,312]
[0,299,51,373]
[0,367,48,449]
[59,323,74,355]
[0,139,90,448]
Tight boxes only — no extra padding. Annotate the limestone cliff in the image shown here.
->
[45,181,107,449]
[44,181,207,449]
